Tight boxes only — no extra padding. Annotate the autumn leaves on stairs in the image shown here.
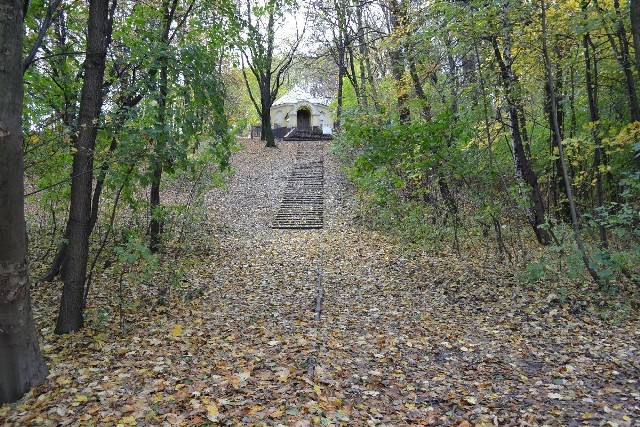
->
[271,143,324,229]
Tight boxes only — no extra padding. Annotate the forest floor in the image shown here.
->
[2,138,640,426]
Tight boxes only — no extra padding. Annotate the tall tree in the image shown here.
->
[631,0,640,78]
[604,0,640,122]
[0,0,48,403]
[55,0,115,334]
[149,0,181,253]
[490,0,550,245]
[239,0,302,148]
[541,0,600,284]
[387,0,410,123]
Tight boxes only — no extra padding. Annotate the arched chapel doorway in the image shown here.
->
[297,107,311,129]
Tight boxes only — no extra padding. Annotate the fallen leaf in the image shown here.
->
[170,325,183,337]
[206,403,219,421]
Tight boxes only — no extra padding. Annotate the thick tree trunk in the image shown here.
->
[0,0,48,403]
[262,95,276,147]
[262,108,276,147]
[56,0,112,334]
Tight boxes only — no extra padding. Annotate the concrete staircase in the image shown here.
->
[283,127,332,141]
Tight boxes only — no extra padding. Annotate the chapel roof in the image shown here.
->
[272,86,332,107]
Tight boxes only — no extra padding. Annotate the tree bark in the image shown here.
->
[544,62,570,221]
[149,165,163,252]
[583,18,608,248]
[240,3,299,148]
[491,35,550,245]
[261,99,276,147]
[408,56,431,121]
[607,0,640,122]
[631,0,640,78]
[542,0,601,284]
[335,56,345,131]
[149,0,175,253]
[356,1,368,107]
[388,0,409,123]
[0,0,48,403]
[56,0,113,334]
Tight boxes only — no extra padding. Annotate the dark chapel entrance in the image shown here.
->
[297,108,311,129]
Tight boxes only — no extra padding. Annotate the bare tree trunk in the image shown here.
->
[582,23,608,248]
[335,56,345,131]
[407,53,431,121]
[56,0,114,334]
[332,0,347,130]
[491,35,550,245]
[388,0,409,123]
[39,225,68,282]
[0,0,48,403]
[262,108,277,148]
[542,0,601,285]
[606,0,640,121]
[345,47,362,103]
[631,0,640,77]
[569,65,577,138]
[240,4,298,148]
[544,62,570,221]
[38,10,77,283]
[356,1,368,108]
[473,42,510,260]
[149,0,180,252]
[149,165,163,252]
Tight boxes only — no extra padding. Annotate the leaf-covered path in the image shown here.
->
[2,139,639,426]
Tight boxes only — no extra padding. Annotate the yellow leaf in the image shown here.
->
[463,396,477,405]
[117,416,137,426]
[56,376,72,385]
[314,384,321,396]
[249,405,264,414]
[270,409,284,418]
[170,325,183,337]
[206,404,219,421]
[74,394,88,403]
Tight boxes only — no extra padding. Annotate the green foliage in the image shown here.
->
[114,233,158,277]
[334,107,470,248]
[330,0,640,290]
